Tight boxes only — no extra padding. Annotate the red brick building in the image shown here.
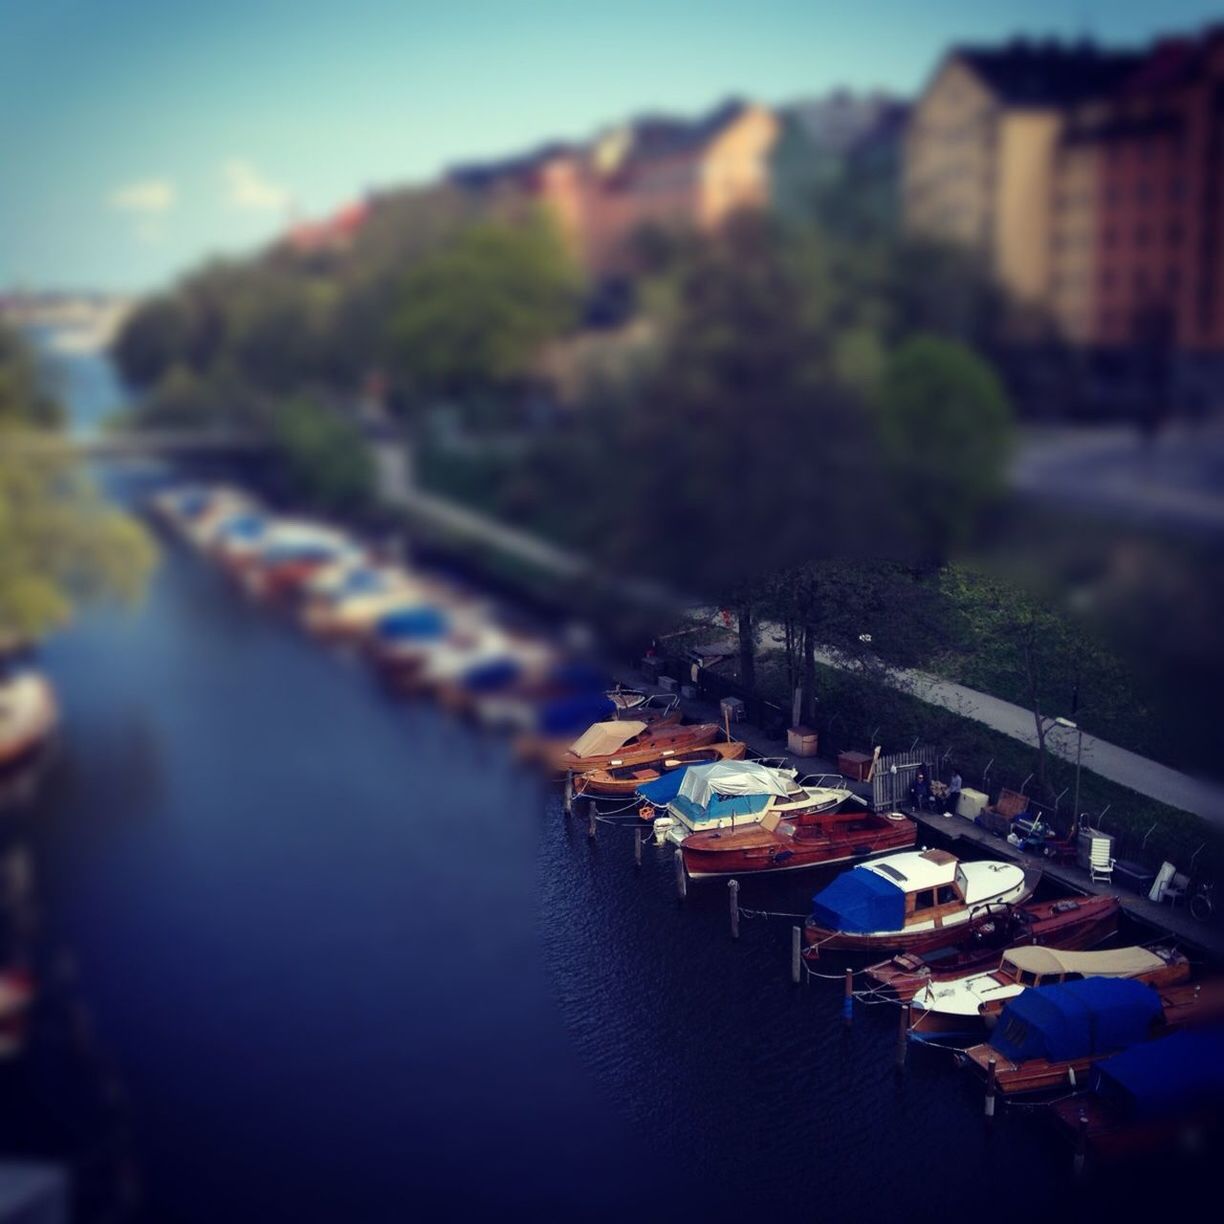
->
[1052,27,1224,409]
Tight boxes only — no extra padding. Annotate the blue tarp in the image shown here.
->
[636,767,691,807]
[990,978,1163,1064]
[536,692,616,735]
[261,542,341,565]
[672,792,771,827]
[215,513,265,541]
[373,606,448,641]
[461,657,522,693]
[1096,1028,1224,1119]
[334,568,387,598]
[548,661,609,692]
[809,867,906,934]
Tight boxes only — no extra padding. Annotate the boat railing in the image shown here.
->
[798,773,847,791]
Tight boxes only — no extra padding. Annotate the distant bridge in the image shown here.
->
[9,430,270,459]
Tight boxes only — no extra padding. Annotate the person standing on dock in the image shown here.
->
[945,769,963,817]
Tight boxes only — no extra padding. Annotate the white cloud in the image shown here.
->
[109,178,177,213]
[222,159,293,213]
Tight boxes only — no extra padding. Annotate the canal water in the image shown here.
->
[4,343,1189,1222]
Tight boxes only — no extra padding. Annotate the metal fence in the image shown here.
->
[871,745,937,812]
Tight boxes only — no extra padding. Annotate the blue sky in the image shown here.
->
[1,0,1219,292]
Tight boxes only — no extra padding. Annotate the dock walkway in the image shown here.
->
[613,662,1224,960]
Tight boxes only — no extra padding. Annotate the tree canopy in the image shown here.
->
[387,211,579,404]
[1,325,155,643]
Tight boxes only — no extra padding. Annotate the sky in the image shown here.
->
[1,0,1220,293]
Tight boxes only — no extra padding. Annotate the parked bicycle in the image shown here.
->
[1190,878,1215,922]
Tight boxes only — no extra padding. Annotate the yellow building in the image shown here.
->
[904,43,1139,316]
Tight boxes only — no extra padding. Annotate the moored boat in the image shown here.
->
[803,849,1038,955]
[574,741,747,799]
[1048,1028,1224,1162]
[662,761,855,848]
[514,696,681,765]
[0,672,59,772]
[861,894,1122,1001]
[541,719,720,777]
[680,800,915,879]
[962,978,1166,1095]
[0,968,34,1059]
[910,943,1190,1039]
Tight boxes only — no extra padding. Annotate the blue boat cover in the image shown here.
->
[989,978,1163,1064]
[216,513,265,540]
[336,568,387,597]
[672,792,771,826]
[374,606,448,641]
[461,657,522,693]
[536,692,616,735]
[548,660,609,692]
[273,543,344,565]
[636,767,691,807]
[1096,1028,1224,1118]
[809,867,906,934]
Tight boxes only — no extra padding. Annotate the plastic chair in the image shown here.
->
[1089,837,1115,884]
[1163,872,1191,908]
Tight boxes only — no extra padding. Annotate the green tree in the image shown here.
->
[271,397,374,516]
[387,211,579,407]
[1,326,154,642]
[874,335,1014,564]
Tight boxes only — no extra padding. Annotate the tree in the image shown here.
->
[387,211,579,409]
[941,565,1130,800]
[1,326,154,642]
[874,335,1014,564]
[271,397,375,516]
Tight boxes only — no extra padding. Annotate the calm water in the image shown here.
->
[4,343,1187,1222]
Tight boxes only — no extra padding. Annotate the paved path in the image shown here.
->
[1012,421,1224,536]
[814,649,1224,823]
[372,435,1224,823]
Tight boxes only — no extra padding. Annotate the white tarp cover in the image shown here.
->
[568,720,648,758]
[1003,945,1166,977]
[679,761,794,810]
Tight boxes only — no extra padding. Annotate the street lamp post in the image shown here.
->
[1055,716,1083,827]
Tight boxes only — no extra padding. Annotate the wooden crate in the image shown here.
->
[837,750,874,782]
[787,726,819,757]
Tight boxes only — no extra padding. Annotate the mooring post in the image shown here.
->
[634,826,642,868]
[673,848,687,900]
[896,1003,910,1069]
[563,771,573,816]
[985,1057,997,1120]
[586,799,596,839]
[1073,1111,1088,1177]
[791,926,803,984]
[728,879,740,939]
[843,967,854,1024]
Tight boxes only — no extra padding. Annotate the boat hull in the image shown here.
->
[803,868,1041,955]
[681,814,916,879]
[862,895,1122,1001]
[574,741,746,798]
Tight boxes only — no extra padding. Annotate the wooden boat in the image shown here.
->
[542,719,719,777]
[301,575,430,639]
[1048,1029,1224,1162]
[574,741,746,798]
[680,800,916,879]
[514,699,682,767]
[962,976,1224,1096]
[861,894,1121,1001]
[803,849,1038,955]
[244,531,361,602]
[0,968,33,1059]
[659,761,855,848]
[910,943,1190,1039]
[0,673,58,772]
